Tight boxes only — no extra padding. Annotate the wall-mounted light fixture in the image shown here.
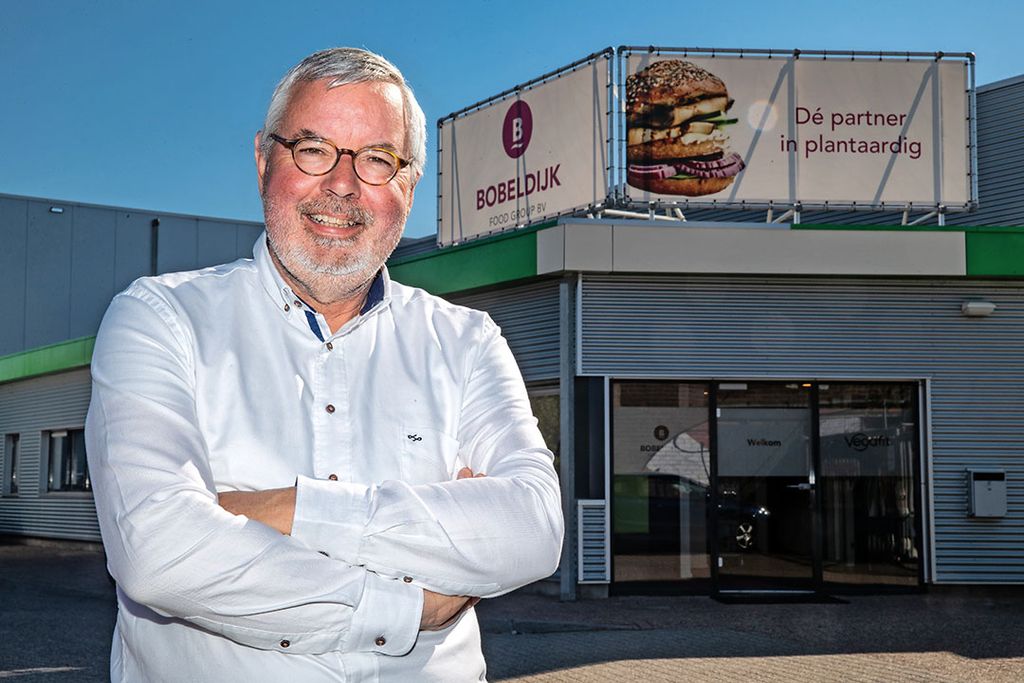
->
[49,206,64,214]
[961,301,996,317]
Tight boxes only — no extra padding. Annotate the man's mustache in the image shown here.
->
[298,198,375,226]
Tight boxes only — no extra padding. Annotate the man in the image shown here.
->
[85,47,563,681]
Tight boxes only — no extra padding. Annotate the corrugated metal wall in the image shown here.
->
[0,194,263,357]
[0,195,264,542]
[950,75,1024,226]
[580,274,1024,583]
[0,369,99,541]
[448,278,562,383]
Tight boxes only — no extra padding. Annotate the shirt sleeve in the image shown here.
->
[291,317,564,598]
[86,287,422,656]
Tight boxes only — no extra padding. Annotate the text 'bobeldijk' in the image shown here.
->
[476,164,561,209]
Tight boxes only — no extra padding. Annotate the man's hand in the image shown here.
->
[420,589,480,631]
[218,487,296,535]
[418,467,484,631]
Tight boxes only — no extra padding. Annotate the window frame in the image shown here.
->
[526,382,561,473]
[2,433,19,496]
[41,426,92,497]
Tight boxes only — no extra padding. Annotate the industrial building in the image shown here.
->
[1,72,1022,599]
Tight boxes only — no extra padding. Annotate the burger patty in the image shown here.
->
[627,136,727,163]
[627,96,732,130]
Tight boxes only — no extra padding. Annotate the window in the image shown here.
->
[527,386,560,475]
[611,381,711,584]
[46,429,91,493]
[2,434,18,496]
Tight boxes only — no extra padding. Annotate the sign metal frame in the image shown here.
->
[436,48,614,246]
[616,46,977,216]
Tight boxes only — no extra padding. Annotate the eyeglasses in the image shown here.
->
[269,134,410,185]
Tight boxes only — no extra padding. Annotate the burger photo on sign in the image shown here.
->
[626,60,745,196]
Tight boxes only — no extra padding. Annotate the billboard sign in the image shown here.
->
[620,48,974,210]
[438,50,611,246]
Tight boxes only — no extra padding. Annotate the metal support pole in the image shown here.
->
[602,208,681,222]
[909,210,938,226]
[558,278,578,601]
[772,208,795,224]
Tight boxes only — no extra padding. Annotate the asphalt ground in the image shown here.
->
[1,540,1023,682]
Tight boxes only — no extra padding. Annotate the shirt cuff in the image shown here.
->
[292,475,370,564]
[346,571,423,657]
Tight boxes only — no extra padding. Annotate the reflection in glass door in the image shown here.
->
[611,382,711,586]
[608,379,923,594]
[715,383,815,592]
[819,383,920,586]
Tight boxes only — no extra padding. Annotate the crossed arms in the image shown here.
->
[85,285,563,655]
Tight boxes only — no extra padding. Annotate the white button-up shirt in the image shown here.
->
[85,234,563,682]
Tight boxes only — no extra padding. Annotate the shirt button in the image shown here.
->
[328,474,338,481]
[326,342,334,351]
[325,404,335,414]
[280,639,290,648]
[403,576,413,583]
[293,300,302,308]
[375,636,386,647]
[283,303,290,312]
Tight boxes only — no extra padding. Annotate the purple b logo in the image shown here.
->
[502,100,532,159]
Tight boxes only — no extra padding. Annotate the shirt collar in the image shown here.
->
[254,232,392,339]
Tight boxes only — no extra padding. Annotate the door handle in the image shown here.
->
[786,483,813,491]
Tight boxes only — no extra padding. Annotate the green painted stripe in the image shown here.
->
[966,232,1024,276]
[388,227,544,294]
[0,336,94,385]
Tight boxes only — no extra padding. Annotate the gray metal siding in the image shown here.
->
[0,195,262,358]
[70,207,117,339]
[580,274,1024,583]
[236,225,264,258]
[115,211,157,292]
[156,215,199,273]
[948,77,1024,226]
[25,201,73,349]
[447,279,561,383]
[198,219,242,268]
[0,369,99,541]
[0,197,28,356]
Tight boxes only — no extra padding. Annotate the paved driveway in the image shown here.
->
[2,541,1022,682]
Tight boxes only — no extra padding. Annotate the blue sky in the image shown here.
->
[2,0,1020,239]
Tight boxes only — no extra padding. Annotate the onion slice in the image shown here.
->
[627,163,677,180]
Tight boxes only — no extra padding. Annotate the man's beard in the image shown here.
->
[264,194,392,306]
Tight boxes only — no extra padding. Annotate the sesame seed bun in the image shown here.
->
[626,60,729,123]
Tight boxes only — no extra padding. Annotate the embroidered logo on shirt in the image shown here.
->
[407,434,423,442]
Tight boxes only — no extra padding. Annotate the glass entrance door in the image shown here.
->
[818,383,921,586]
[607,379,923,594]
[714,382,816,592]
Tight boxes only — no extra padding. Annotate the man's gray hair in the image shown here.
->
[259,47,427,178]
